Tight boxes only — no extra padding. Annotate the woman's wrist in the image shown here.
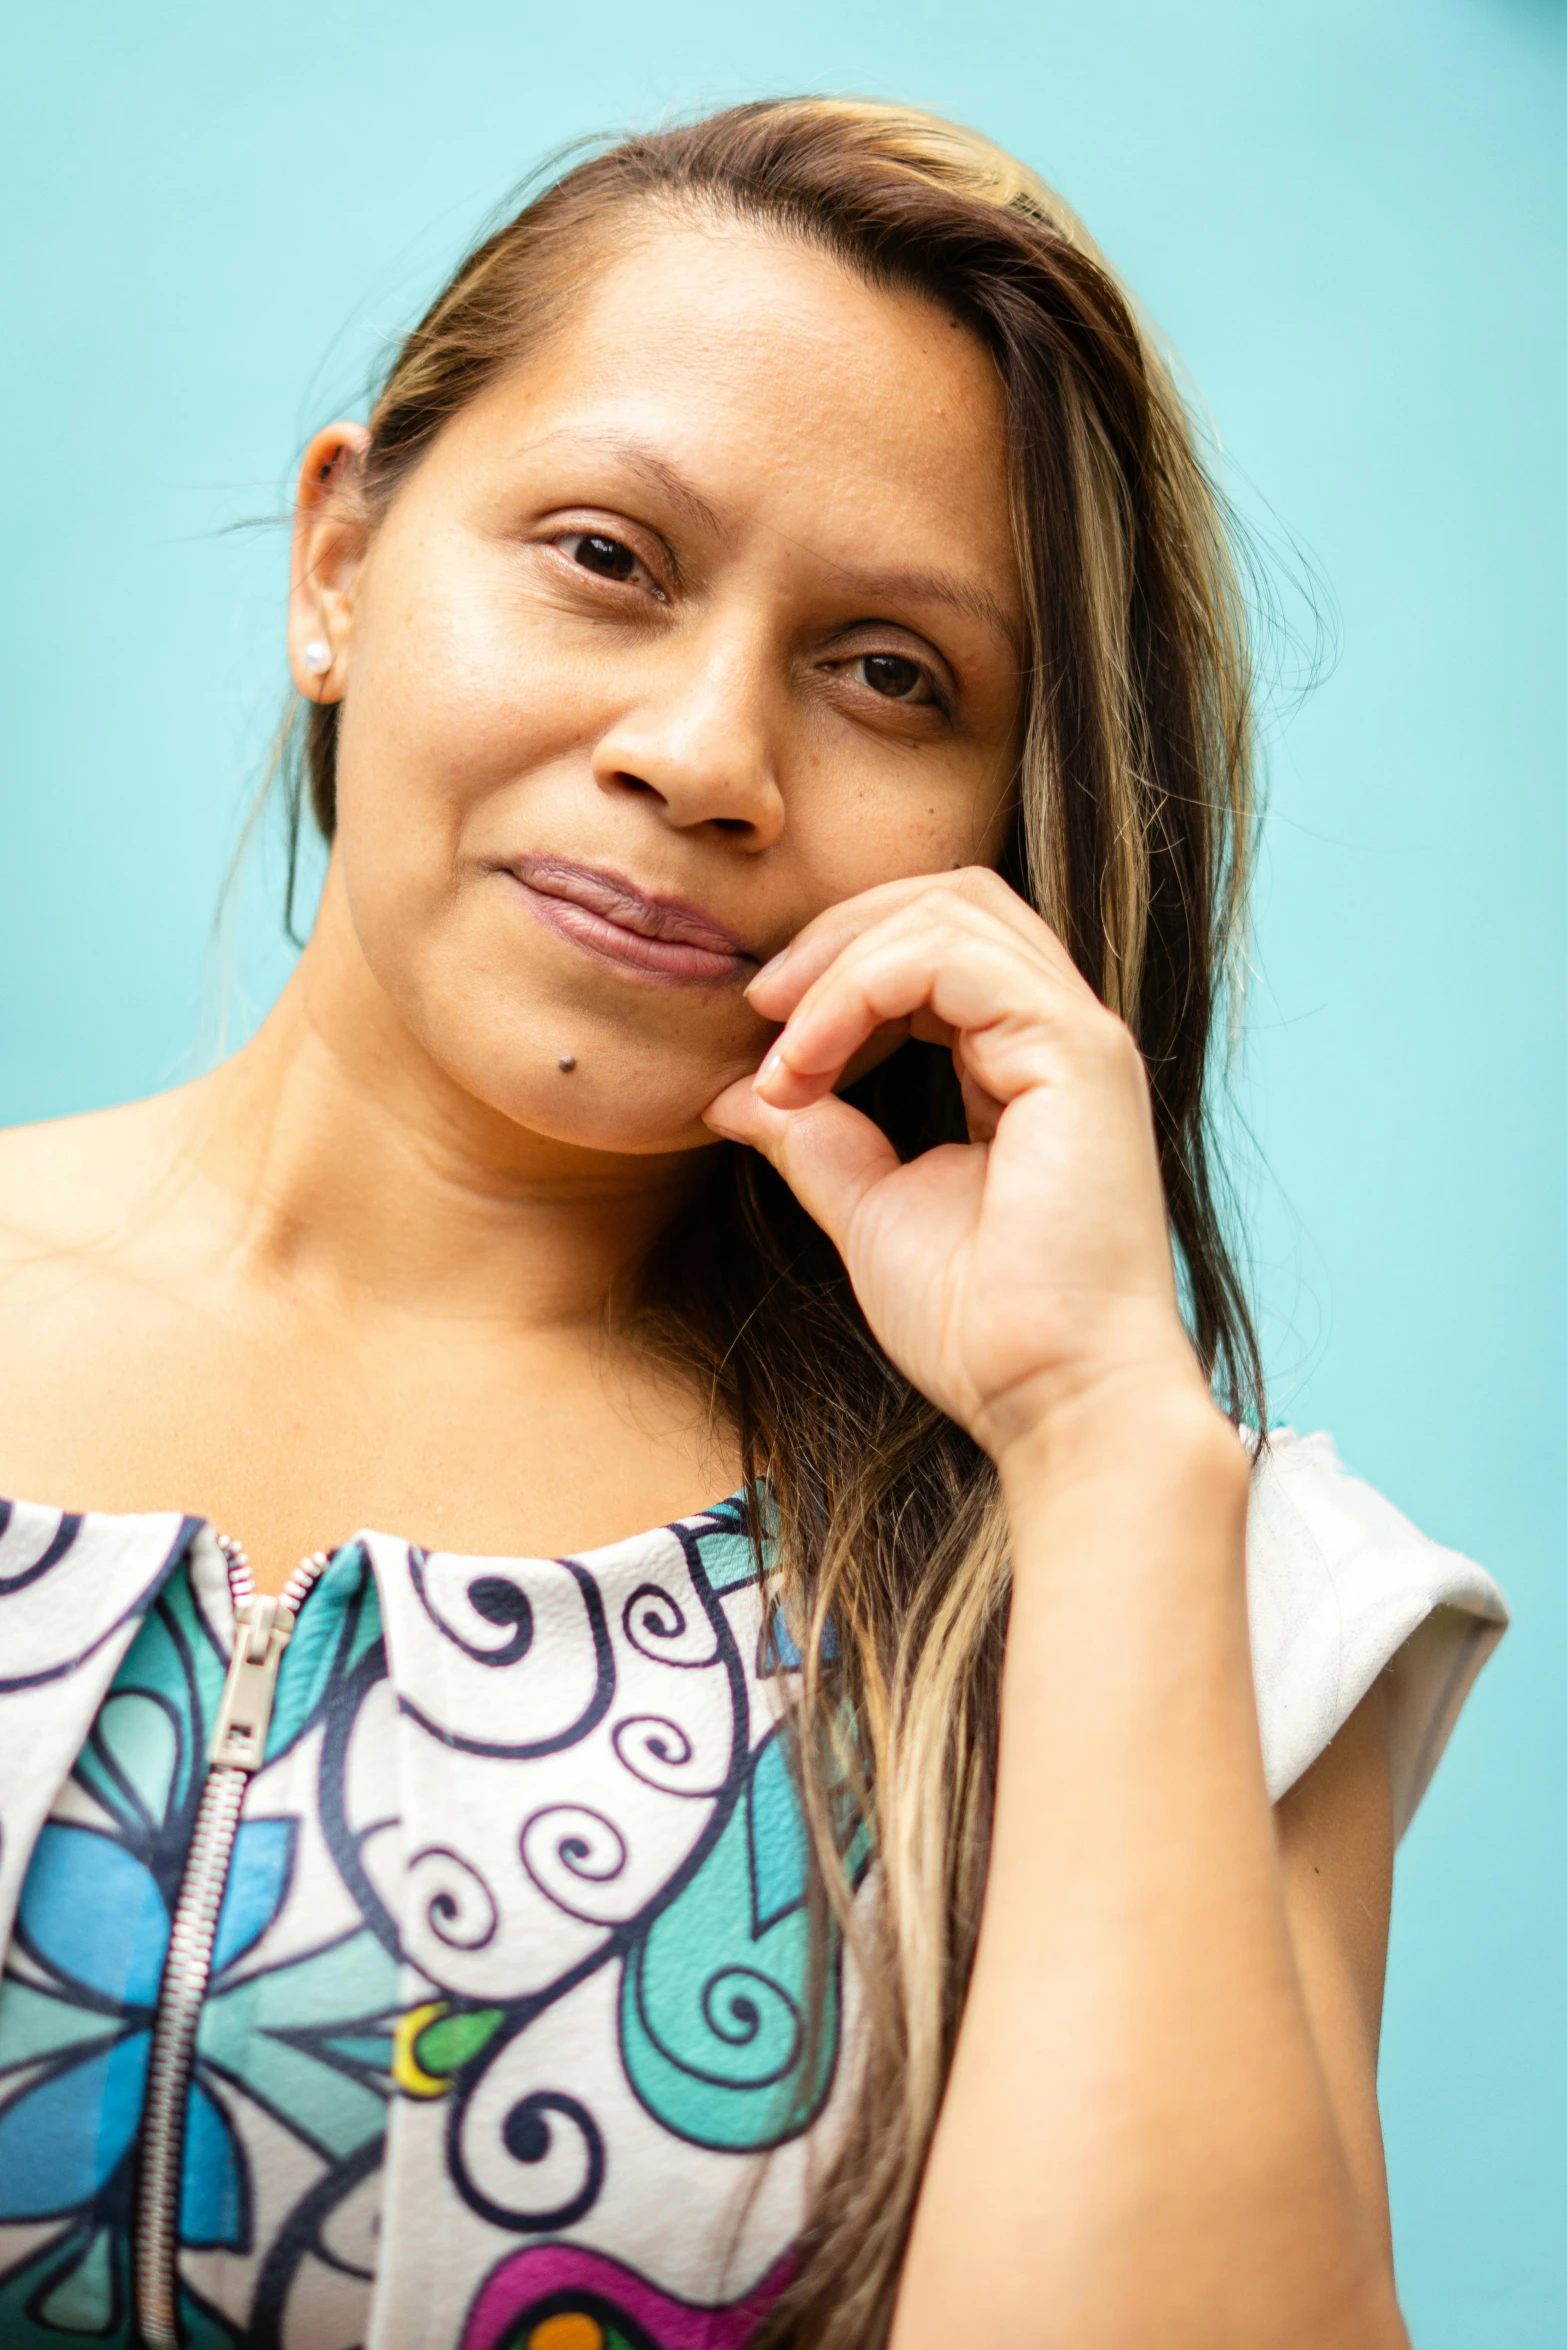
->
[992,1362,1250,1537]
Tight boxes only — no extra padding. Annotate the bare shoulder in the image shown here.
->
[0,1088,206,1374]
[0,1092,194,1263]
[0,1086,218,1509]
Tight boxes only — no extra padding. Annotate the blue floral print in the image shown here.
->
[0,1544,398,2345]
[0,1492,854,2349]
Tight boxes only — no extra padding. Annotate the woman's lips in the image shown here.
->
[504,854,757,987]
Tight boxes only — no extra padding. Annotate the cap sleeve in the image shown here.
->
[1245,1429,1507,1836]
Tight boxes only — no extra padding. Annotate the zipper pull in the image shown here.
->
[209,1595,293,1771]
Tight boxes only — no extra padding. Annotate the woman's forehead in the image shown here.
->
[439,217,1019,595]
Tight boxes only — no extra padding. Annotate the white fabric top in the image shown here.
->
[0,1433,1507,1963]
[1245,1427,1507,1834]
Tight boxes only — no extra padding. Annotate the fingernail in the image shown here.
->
[757,1044,787,1088]
[746,944,793,996]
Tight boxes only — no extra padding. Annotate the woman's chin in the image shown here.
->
[376,953,761,1162]
[451,1051,746,1163]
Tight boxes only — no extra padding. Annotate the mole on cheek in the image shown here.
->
[557,1054,577,1073]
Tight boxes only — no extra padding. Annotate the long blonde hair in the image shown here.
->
[287,97,1261,2347]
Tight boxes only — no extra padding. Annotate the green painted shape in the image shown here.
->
[0,1978,125,2074]
[36,2222,114,2334]
[692,1528,759,1594]
[267,1544,380,1762]
[199,1927,397,2160]
[79,1569,220,1822]
[199,2007,386,2159]
[0,2227,88,2347]
[205,1926,396,2031]
[415,2005,504,2076]
[692,1483,775,1593]
[177,2285,243,2349]
[621,1731,837,2152]
[747,1731,809,1930]
[319,2031,393,2072]
[83,1689,179,1829]
[343,1555,388,1677]
[155,1567,230,1766]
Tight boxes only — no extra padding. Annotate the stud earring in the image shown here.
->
[302,638,332,675]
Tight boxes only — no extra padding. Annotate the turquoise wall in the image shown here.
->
[3,2,1562,2337]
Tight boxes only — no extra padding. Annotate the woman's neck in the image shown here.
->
[0,873,738,1587]
[180,890,712,1338]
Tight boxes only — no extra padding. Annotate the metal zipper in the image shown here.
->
[134,1535,330,2350]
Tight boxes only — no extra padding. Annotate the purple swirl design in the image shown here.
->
[461,2243,791,2350]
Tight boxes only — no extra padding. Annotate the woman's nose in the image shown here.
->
[589,621,787,849]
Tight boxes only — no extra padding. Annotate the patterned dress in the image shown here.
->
[0,1495,854,2349]
[0,1434,1509,2346]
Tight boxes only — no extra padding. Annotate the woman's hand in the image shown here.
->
[704,868,1213,1470]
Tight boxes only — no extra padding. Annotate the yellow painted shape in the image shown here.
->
[391,2000,452,2098]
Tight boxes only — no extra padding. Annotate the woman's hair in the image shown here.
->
[287,98,1261,2347]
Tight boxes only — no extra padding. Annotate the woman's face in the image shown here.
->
[295,215,1026,1155]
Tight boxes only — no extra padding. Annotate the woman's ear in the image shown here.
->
[287,421,372,704]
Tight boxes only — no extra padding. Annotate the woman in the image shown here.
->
[0,98,1505,2350]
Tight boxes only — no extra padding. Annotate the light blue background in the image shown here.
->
[2,2,1562,2338]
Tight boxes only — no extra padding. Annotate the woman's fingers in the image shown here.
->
[754,905,1086,1112]
[747,866,1077,1023]
[955,1044,1006,1143]
[745,875,937,1018]
[702,1078,901,1256]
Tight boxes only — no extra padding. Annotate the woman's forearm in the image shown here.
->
[890,1385,1407,2350]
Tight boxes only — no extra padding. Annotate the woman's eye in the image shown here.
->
[559,532,644,585]
[855,653,934,703]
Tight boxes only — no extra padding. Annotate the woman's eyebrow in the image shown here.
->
[828,564,1026,657]
[531,428,730,540]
